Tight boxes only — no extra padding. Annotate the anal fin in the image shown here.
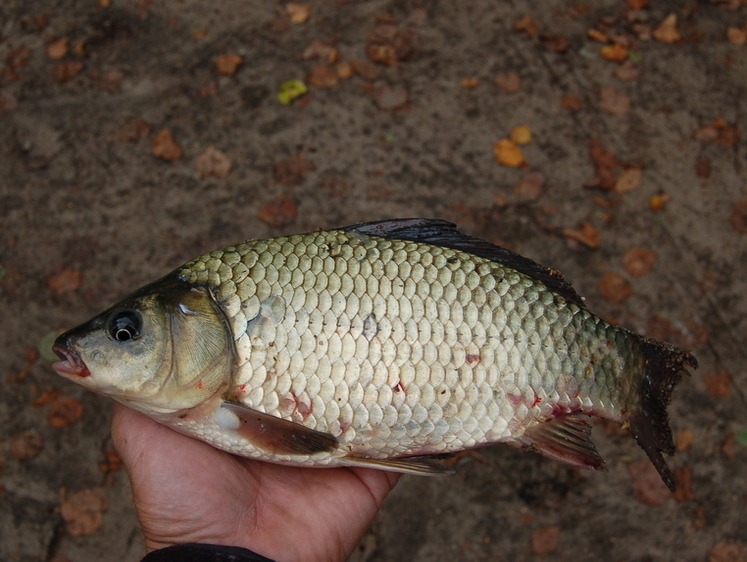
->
[520,416,606,471]
[343,454,455,476]
[221,401,338,456]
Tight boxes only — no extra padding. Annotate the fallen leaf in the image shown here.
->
[601,43,628,61]
[708,541,747,562]
[514,172,544,200]
[731,200,747,233]
[563,221,600,248]
[31,389,62,407]
[653,13,682,43]
[273,153,315,186]
[374,85,408,110]
[99,449,123,473]
[493,71,521,93]
[493,139,524,167]
[302,39,339,63]
[588,29,608,43]
[598,272,633,305]
[561,94,584,110]
[509,125,532,145]
[48,268,82,295]
[47,397,84,428]
[704,369,731,398]
[195,146,232,178]
[674,467,693,503]
[460,77,478,89]
[10,429,44,461]
[589,138,620,190]
[336,62,352,79]
[46,37,69,59]
[626,0,648,9]
[629,459,672,506]
[599,86,630,115]
[623,247,656,277]
[52,61,84,83]
[513,14,538,37]
[286,3,312,24]
[349,58,382,81]
[151,128,183,161]
[60,487,108,536]
[531,526,560,555]
[366,42,398,66]
[614,60,641,81]
[650,192,671,211]
[307,64,338,88]
[277,80,308,105]
[259,195,297,228]
[214,54,242,76]
[541,35,571,53]
[614,167,642,193]
[727,26,747,46]
[676,429,694,452]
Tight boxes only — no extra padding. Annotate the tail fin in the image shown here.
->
[628,336,697,491]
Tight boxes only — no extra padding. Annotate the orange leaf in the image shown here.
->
[601,43,628,61]
[151,128,183,161]
[561,94,583,110]
[675,429,694,452]
[214,54,243,76]
[726,26,747,46]
[307,64,338,88]
[286,3,312,24]
[623,247,656,277]
[598,272,633,305]
[46,37,69,59]
[60,487,108,536]
[614,167,642,193]
[653,13,681,43]
[31,389,62,406]
[650,193,671,211]
[493,139,524,167]
[563,221,600,248]
[460,77,478,89]
[494,72,522,93]
[259,195,297,228]
[509,125,532,145]
[513,14,538,37]
[47,397,84,428]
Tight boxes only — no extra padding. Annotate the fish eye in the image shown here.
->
[108,309,142,342]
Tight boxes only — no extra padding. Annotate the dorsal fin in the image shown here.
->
[342,219,585,307]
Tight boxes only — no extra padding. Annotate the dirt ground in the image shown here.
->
[1,0,746,560]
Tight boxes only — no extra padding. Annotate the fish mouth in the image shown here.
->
[52,345,91,378]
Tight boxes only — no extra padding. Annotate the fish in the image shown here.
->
[52,219,696,490]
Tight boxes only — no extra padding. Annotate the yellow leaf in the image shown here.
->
[493,139,524,167]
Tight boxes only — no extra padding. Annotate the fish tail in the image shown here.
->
[628,336,697,491]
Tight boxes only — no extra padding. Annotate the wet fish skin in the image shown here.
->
[52,219,696,490]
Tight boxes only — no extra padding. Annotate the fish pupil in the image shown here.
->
[108,310,142,342]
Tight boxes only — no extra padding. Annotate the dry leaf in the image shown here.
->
[588,29,608,43]
[650,192,671,211]
[10,429,44,461]
[151,128,183,161]
[541,35,571,53]
[509,125,532,145]
[674,466,694,503]
[336,62,352,79]
[259,195,297,228]
[47,397,84,428]
[601,43,628,61]
[460,77,478,89]
[726,26,747,46]
[273,153,315,186]
[52,61,84,83]
[302,39,338,62]
[731,200,747,234]
[60,487,108,536]
[598,272,632,305]
[374,85,408,110]
[514,173,544,200]
[494,72,521,93]
[629,459,672,506]
[563,221,600,248]
[589,138,620,190]
[614,60,641,81]
[599,86,630,115]
[214,54,242,76]
[493,139,524,167]
[676,429,694,452]
[48,268,82,295]
[704,369,731,398]
[99,449,123,473]
[653,13,682,43]
[623,247,655,277]
[349,58,381,81]
[31,389,62,406]
[46,38,69,59]
[195,146,232,178]
[708,541,747,562]
[626,0,648,9]
[561,94,584,110]
[307,64,338,88]
[286,3,312,24]
[513,14,538,37]
[532,526,560,555]
[615,167,642,193]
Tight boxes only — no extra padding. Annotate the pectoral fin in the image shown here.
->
[520,416,606,471]
[343,454,455,475]
[221,401,338,456]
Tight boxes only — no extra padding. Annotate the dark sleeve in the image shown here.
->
[141,543,276,562]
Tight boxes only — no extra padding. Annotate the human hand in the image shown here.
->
[111,403,401,562]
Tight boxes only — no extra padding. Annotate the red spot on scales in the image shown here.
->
[531,393,543,408]
[196,381,204,390]
[393,381,406,392]
[466,354,481,365]
[507,393,523,406]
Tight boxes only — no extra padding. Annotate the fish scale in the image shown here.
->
[178,229,628,463]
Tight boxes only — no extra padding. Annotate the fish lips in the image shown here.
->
[52,336,91,379]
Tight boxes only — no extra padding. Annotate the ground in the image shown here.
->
[1,0,746,561]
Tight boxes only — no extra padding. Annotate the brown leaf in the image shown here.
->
[563,221,600,248]
[48,268,82,295]
[601,43,628,61]
[46,37,69,59]
[561,94,584,110]
[629,459,672,506]
[513,14,538,37]
[302,39,339,63]
[675,429,694,452]
[374,85,408,110]
[47,397,84,428]
[727,26,747,46]
[151,128,183,161]
[195,146,232,178]
[598,272,633,305]
[99,449,123,473]
[460,77,478,89]
[30,388,62,406]
[540,35,571,53]
[674,466,694,503]
[259,195,297,228]
[614,167,642,193]
[60,487,108,536]
[704,369,731,398]
[650,192,671,211]
[493,139,525,167]
[336,62,352,79]
[589,138,620,189]
[514,172,544,200]
[653,13,682,43]
[494,72,522,93]
[708,541,747,562]
[587,29,608,43]
[614,60,641,81]
[52,61,84,83]
[626,0,648,9]
[510,125,532,145]
[307,64,338,88]
[273,153,315,186]
[599,86,630,115]
[286,2,312,24]
[349,58,381,81]
[531,526,560,555]
[10,429,44,461]
[366,43,398,66]
[623,247,656,277]
[731,199,747,234]
[214,54,242,76]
